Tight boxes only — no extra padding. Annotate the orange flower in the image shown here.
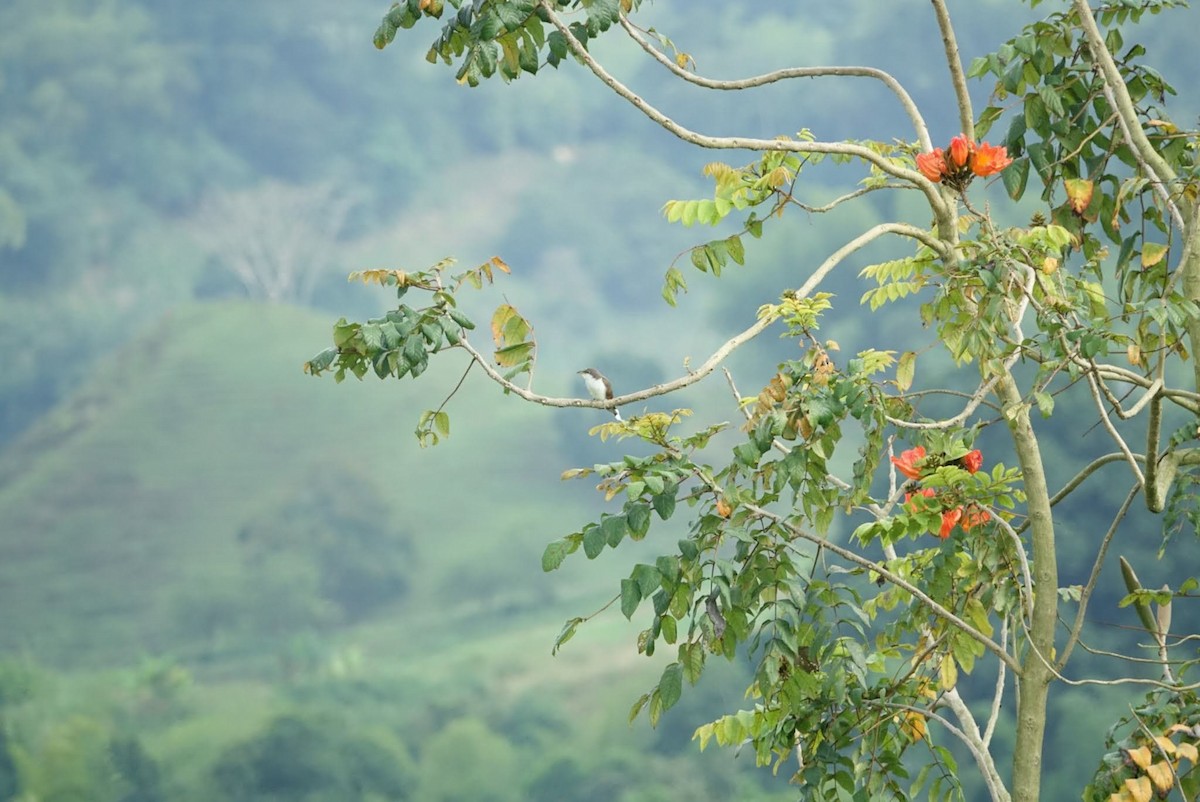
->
[905,489,990,539]
[961,505,991,530]
[959,449,983,474]
[892,446,927,480]
[915,149,947,182]
[948,135,971,169]
[969,141,1012,177]
[938,507,962,539]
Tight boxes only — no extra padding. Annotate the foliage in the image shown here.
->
[212,713,416,801]
[316,1,1200,801]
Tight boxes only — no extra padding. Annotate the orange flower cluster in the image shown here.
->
[890,445,991,539]
[916,134,1012,188]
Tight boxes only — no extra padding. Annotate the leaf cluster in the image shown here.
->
[374,0,633,86]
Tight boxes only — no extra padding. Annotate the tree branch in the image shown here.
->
[941,688,1012,802]
[619,16,933,151]
[1056,483,1139,669]
[1071,0,1184,231]
[928,0,973,139]
[538,1,950,219]
[451,221,942,412]
[741,502,1021,674]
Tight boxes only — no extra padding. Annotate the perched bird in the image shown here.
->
[578,368,622,421]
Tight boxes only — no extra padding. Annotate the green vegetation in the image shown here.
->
[315,1,1200,801]
[3,1,1200,800]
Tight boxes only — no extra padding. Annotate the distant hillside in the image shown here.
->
[0,301,614,667]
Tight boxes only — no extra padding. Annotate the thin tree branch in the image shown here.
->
[619,16,932,151]
[992,516,1034,627]
[983,618,1009,748]
[1085,369,1145,485]
[537,1,950,219]
[1056,484,1140,668]
[452,222,943,411]
[941,688,1012,802]
[741,502,1021,673]
[1071,0,1185,232]
[929,0,973,139]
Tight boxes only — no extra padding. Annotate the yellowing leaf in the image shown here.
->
[1141,242,1169,269]
[1064,178,1094,214]
[1041,256,1060,274]
[901,710,927,742]
[939,653,958,690]
[1127,343,1142,367]
[1156,596,1172,640]
[896,351,916,392]
[1145,760,1176,792]
[1123,776,1152,802]
[1153,735,1178,756]
[1176,741,1198,762]
[1126,745,1153,770]
[490,303,531,348]
[766,166,793,188]
[560,467,591,481]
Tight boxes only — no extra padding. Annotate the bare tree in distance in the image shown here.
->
[190,180,354,304]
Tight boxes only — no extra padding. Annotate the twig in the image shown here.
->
[1085,370,1145,485]
[741,501,1021,673]
[941,688,1012,802]
[537,1,951,219]
[619,16,932,151]
[982,618,1008,748]
[1056,484,1140,668]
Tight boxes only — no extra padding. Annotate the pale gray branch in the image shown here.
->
[928,0,973,139]
[537,1,950,219]
[619,16,932,150]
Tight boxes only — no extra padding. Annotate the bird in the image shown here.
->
[578,368,622,421]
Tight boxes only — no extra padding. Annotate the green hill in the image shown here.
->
[0,300,612,667]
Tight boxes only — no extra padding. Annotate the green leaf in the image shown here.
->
[627,502,652,539]
[1033,391,1054,417]
[628,693,650,724]
[547,30,568,63]
[582,525,606,559]
[541,538,574,571]
[680,642,705,684]
[601,514,628,547]
[620,578,641,619]
[725,234,745,265]
[332,318,360,349]
[658,662,683,710]
[734,442,761,468]
[552,617,583,655]
[1002,157,1030,201]
[494,341,535,367]
[652,489,677,520]
[631,563,661,596]
[434,411,450,437]
[660,613,677,644]
[648,689,664,727]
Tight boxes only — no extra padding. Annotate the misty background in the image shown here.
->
[1,1,1197,800]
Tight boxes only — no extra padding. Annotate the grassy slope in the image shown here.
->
[0,300,639,668]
